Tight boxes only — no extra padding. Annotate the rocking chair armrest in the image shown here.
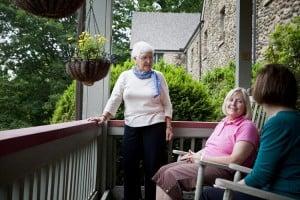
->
[173,150,189,161]
[198,160,229,170]
[214,178,295,200]
[228,163,252,174]
[172,150,188,155]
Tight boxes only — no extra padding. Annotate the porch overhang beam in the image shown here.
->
[235,0,252,89]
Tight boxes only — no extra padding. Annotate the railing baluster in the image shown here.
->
[191,138,195,151]
[112,137,117,187]
[73,151,79,200]
[32,172,38,200]
[67,153,74,200]
[23,176,30,200]
[58,158,64,200]
[47,164,53,200]
[81,144,86,199]
[40,167,47,200]
[78,148,83,200]
[88,143,93,197]
[179,138,184,150]
[12,181,20,200]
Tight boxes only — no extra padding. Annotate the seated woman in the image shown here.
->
[152,87,259,200]
[201,64,300,200]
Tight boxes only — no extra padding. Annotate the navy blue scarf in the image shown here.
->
[132,67,161,97]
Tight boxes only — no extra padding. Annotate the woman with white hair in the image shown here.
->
[152,87,259,200]
[89,41,173,200]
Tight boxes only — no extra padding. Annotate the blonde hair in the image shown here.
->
[131,41,154,59]
[222,87,252,119]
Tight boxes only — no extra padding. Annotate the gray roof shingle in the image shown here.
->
[130,12,200,52]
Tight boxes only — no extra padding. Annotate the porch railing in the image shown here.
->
[0,121,102,200]
[0,120,217,200]
[106,120,217,199]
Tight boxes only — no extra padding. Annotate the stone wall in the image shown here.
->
[200,0,236,74]
[185,28,201,79]
[163,53,186,66]
[192,0,300,78]
[255,0,300,60]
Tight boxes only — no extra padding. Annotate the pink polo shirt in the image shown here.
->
[203,116,259,167]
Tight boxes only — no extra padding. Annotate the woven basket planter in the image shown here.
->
[12,0,85,18]
[66,58,111,86]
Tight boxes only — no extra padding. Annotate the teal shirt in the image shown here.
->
[245,111,300,199]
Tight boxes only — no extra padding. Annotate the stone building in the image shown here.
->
[185,0,300,78]
[184,24,201,79]
[130,12,200,66]
[255,0,300,60]
[199,0,236,74]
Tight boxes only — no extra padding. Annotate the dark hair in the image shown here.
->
[253,64,298,108]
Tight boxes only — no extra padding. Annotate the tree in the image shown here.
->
[138,0,203,12]
[112,0,135,63]
[0,1,76,129]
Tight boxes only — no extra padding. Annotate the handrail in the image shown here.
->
[0,120,218,200]
[108,120,218,128]
[0,120,101,200]
[0,120,97,157]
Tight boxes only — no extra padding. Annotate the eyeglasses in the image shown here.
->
[139,55,153,61]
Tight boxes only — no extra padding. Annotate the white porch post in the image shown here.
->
[235,0,252,89]
[81,0,112,196]
[82,0,112,120]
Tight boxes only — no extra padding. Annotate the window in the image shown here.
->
[219,6,225,42]
[203,30,208,59]
[154,53,163,63]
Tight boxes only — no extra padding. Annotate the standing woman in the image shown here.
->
[201,64,300,200]
[89,41,173,200]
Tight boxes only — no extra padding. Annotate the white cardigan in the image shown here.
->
[104,69,172,127]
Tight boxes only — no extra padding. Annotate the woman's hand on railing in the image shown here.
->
[87,115,107,125]
[88,112,112,125]
[87,116,106,125]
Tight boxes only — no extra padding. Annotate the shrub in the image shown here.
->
[154,61,214,121]
[110,60,215,121]
[51,81,75,123]
[201,62,235,120]
[264,16,300,73]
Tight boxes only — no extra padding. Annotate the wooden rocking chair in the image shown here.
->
[172,97,266,200]
[214,163,295,200]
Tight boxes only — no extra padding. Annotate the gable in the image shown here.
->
[130,12,200,52]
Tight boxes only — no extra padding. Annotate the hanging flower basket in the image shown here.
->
[66,31,111,86]
[12,0,85,18]
[66,58,111,86]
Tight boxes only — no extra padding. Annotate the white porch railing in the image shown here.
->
[0,121,101,200]
[0,120,217,200]
[105,120,217,200]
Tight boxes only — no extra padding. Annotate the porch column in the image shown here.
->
[81,0,112,196]
[235,0,252,89]
[82,0,112,120]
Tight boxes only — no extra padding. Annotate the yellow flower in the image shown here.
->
[75,32,107,60]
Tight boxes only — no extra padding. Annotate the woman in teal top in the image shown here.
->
[201,64,300,200]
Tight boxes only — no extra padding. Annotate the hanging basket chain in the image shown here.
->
[86,0,101,35]
[85,0,103,59]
